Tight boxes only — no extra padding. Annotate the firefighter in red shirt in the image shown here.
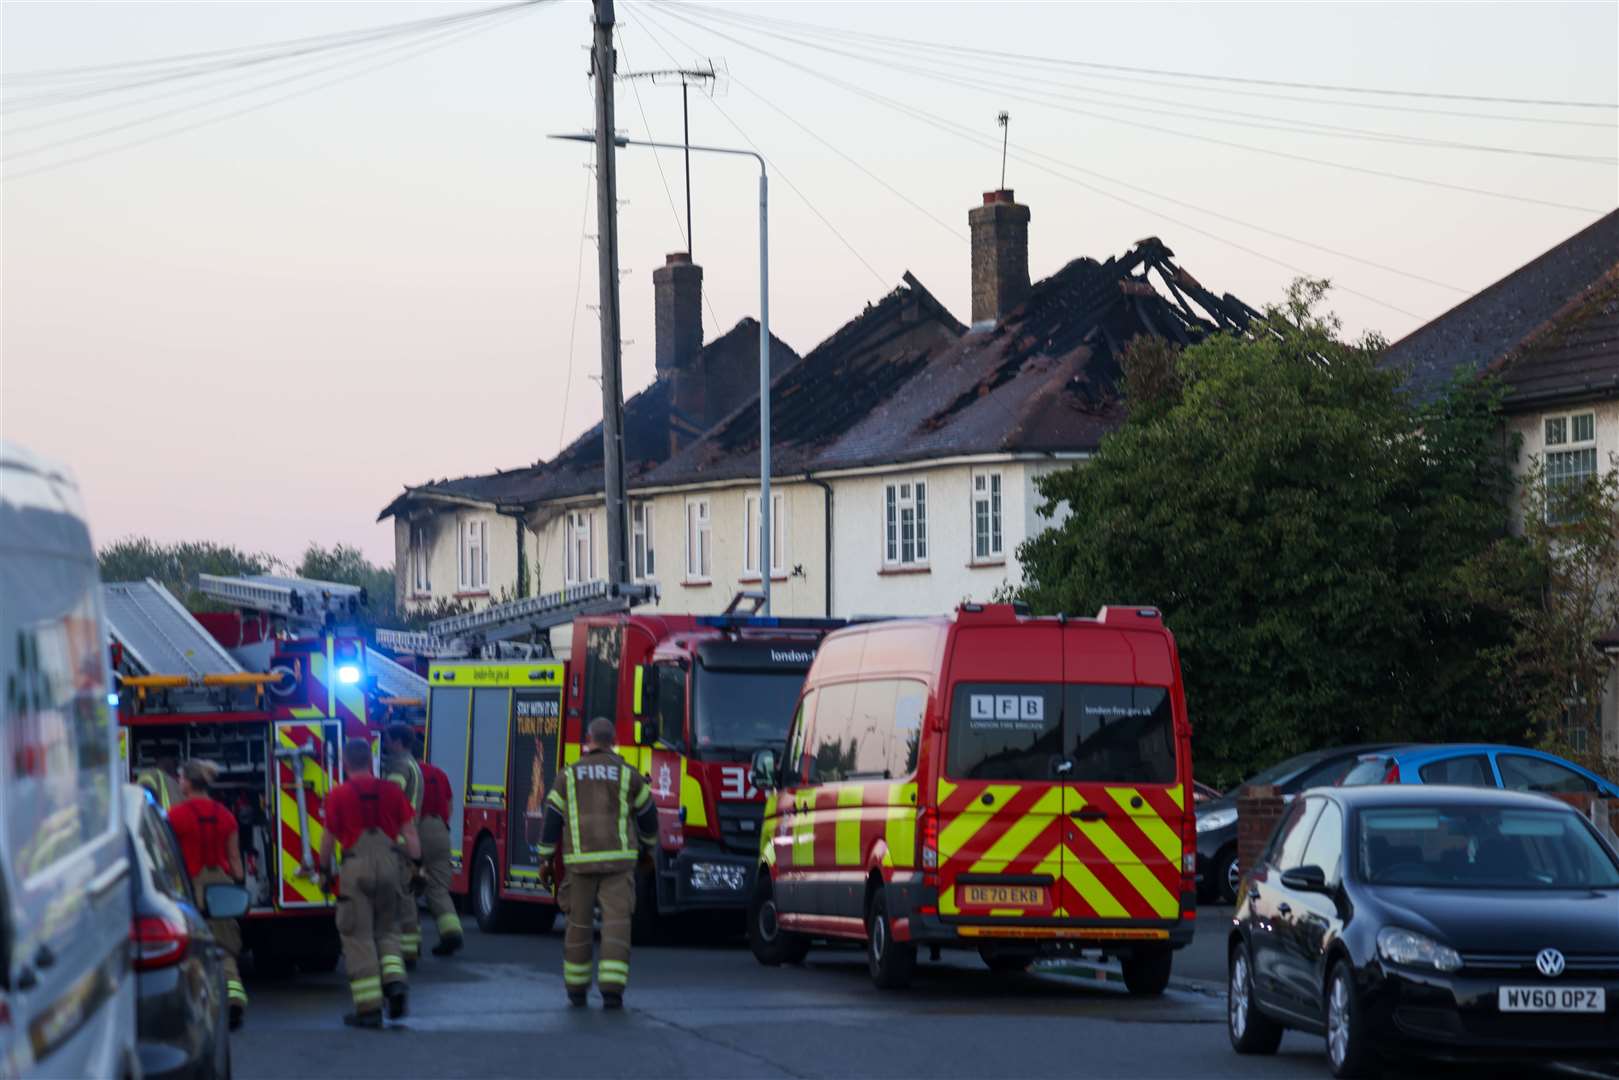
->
[319,739,420,1029]
[168,760,247,1028]
[413,735,464,956]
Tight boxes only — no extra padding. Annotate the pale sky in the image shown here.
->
[3,0,1616,567]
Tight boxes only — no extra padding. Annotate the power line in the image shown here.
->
[677,4,1615,131]
[2,8,536,183]
[637,3,1442,318]
[678,1,1619,111]
[658,5,1608,216]
[684,6,1615,167]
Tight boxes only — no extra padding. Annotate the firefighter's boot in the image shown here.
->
[386,983,408,1020]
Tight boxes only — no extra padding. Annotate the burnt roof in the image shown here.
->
[1492,269,1619,408]
[1383,209,1619,405]
[642,239,1251,483]
[376,463,548,521]
[641,273,966,487]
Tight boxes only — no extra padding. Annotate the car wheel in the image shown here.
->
[1121,945,1173,996]
[1228,942,1283,1055]
[1325,961,1370,1078]
[472,840,513,933]
[865,888,915,989]
[1216,847,1241,905]
[747,876,809,967]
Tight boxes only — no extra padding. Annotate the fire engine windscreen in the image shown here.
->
[946,683,1177,784]
[691,667,810,758]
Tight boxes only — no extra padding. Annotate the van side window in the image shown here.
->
[802,679,926,783]
[582,625,621,727]
[785,690,816,786]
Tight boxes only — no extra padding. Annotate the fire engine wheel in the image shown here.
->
[1121,945,1173,996]
[747,877,808,967]
[472,840,515,934]
[866,889,916,990]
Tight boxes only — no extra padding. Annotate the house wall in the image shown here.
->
[827,459,1060,618]
[394,505,531,614]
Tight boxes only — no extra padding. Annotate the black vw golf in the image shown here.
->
[1227,784,1619,1077]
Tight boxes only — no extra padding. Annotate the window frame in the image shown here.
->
[742,491,787,579]
[409,524,431,594]
[685,497,712,583]
[565,509,597,586]
[971,470,1005,563]
[631,502,655,582]
[458,517,489,593]
[883,478,929,569]
[1543,409,1599,524]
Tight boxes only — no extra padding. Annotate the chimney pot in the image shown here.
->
[665,251,692,266]
[969,191,1031,327]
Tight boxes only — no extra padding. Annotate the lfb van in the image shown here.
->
[747,604,1197,992]
[1,443,137,1077]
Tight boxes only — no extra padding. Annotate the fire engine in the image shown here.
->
[381,585,846,940]
[106,574,425,972]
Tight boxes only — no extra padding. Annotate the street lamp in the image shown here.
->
[551,132,775,614]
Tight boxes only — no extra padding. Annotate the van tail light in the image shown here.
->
[1381,761,1401,784]
[1179,808,1198,910]
[921,808,940,882]
[132,915,189,970]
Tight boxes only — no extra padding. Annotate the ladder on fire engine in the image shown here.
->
[375,580,656,658]
[197,573,367,630]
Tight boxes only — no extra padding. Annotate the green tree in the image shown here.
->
[1017,281,1533,785]
[97,537,279,610]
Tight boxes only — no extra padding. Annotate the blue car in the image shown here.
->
[1340,744,1619,799]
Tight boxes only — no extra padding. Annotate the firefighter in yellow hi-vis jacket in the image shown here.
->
[382,724,425,965]
[537,717,658,1009]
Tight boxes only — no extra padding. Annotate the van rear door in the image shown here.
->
[1057,628,1184,922]
[937,626,1065,921]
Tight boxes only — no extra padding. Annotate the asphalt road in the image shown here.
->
[232,907,1613,1080]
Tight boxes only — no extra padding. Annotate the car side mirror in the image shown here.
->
[204,883,250,919]
[750,748,778,793]
[1279,865,1328,892]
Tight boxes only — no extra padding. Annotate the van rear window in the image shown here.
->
[947,683,1177,784]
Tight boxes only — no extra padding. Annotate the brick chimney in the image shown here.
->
[654,252,704,373]
[968,189,1030,328]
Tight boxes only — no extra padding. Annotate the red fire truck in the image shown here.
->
[107,575,425,971]
[390,585,844,940]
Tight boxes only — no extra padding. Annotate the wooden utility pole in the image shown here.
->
[593,0,629,588]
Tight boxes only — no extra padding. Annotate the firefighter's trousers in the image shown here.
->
[191,867,246,1011]
[558,869,634,995]
[336,831,406,1015]
[395,849,421,962]
[418,815,462,942]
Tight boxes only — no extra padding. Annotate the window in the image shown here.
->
[685,498,712,581]
[458,518,488,592]
[582,626,622,728]
[1270,798,1325,871]
[1300,801,1344,885]
[1545,411,1598,522]
[972,471,1004,561]
[784,691,817,787]
[803,678,926,784]
[1357,807,1619,889]
[743,492,786,578]
[1497,753,1596,795]
[944,682,1176,783]
[1418,755,1492,787]
[565,510,597,585]
[884,479,928,567]
[632,503,655,581]
[654,664,687,752]
[410,525,431,593]
[468,688,509,795]
[139,806,193,904]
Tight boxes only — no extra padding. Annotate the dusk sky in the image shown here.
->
[4,1,1615,568]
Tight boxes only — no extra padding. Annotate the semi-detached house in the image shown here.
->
[379,188,1253,648]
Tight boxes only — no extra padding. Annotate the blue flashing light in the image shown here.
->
[106,692,120,708]
[336,664,362,685]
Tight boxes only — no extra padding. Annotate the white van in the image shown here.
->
[1,443,137,1078]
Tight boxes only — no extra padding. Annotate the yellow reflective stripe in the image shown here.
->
[388,774,407,789]
[536,843,557,858]
[834,785,864,866]
[617,766,632,853]
[436,911,463,935]
[566,768,581,855]
[970,788,1062,872]
[380,956,406,975]
[633,786,652,809]
[564,849,637,864]
[1062,857,1130,918]
[598,960,628,977]
[938,784,1019,859]
[546,789,565,811]
[1073,815,1178,916]
[884,783,917,869]
[1165,784,1185,811]
[1107,787,1180,863]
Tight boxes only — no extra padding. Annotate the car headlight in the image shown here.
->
[1196,807,1237,833]
[1377,927,1461,973]
[689,862,748,892]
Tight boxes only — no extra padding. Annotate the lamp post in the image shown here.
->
[551,132,774,614]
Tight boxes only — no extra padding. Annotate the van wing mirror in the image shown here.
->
[204,882,250,919]
[750,748,778,792]
[632,664,651,717]
[638,715,660,747]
